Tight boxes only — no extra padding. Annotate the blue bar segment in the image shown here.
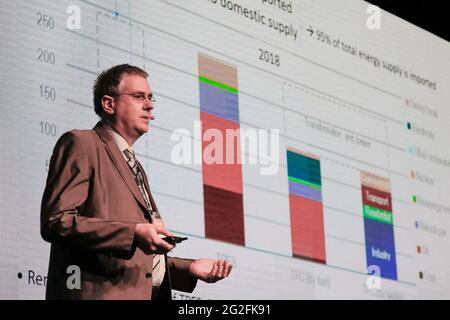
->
[199,82,239,124]
[364,218,398,280]
[288,181,322,202]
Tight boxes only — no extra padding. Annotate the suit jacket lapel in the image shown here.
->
[93,121,149,212]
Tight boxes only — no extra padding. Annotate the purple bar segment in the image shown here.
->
[288,181,322,202]
[199,82,239,124]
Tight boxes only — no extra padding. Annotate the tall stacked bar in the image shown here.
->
[198,53,245,246]
[287,149,326,263]
[361,172,397,280]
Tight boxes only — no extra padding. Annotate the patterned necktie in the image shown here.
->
[123,148,164,284]
[123,148,153,214]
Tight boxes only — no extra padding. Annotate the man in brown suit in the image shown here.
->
[40,64,232,300]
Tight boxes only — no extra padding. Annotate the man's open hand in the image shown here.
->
[189,258,233,283]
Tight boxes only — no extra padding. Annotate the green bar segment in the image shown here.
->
[363,205,393,225]
[288,176,321,190]
[199,76,238,94]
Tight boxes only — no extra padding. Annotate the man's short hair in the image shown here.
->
[93,64,148,121]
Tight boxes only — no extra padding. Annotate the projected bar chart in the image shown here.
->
[198,53,245,246]
[361,172,398,280]
[287,149,326,263]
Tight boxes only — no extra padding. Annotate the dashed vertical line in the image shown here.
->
[96,11,100,69]
[145,140,149,172]
[128,0,132,63]
[385,121,391,178]
[281,84,288,147]
[142,29,146,70]
[281,84,289,181]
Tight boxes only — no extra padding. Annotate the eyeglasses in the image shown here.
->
[115,92,156,104]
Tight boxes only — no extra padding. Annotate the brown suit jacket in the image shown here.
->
[40,121,197,299]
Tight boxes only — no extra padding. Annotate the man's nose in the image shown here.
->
[143,99,153,110]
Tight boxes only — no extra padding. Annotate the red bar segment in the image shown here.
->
[203,184,245,246]
[201,112,243,194]
[361,185,392,212]
[289,194,326,264]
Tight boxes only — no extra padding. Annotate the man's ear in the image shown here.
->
[102,95,115,116]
